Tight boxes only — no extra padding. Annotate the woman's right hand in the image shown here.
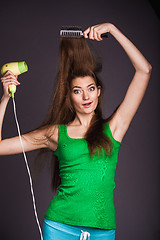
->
[1,70,20,98]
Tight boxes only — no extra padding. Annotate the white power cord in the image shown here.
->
[12,97,43,240]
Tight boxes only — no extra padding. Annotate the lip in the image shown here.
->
[82,102,92,108]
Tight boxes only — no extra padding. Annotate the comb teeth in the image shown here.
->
[60,30,83,38]
[60,26,83,38]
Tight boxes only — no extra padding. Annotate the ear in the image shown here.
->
[97,86,101,97]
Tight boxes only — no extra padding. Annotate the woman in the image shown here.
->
[0,23,152,240]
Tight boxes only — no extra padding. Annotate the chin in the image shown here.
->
[81,107,96,115]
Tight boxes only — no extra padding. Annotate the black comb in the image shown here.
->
[60,26,108,39]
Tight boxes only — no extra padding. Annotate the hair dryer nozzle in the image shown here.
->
[18,61,28,74]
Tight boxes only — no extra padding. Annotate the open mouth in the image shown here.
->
[82,102,92,107]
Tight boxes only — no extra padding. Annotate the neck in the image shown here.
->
[73,112,95,127]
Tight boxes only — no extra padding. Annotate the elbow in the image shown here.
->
[144,63,152,75]
[137,63,152,75]
[146,63,152,74]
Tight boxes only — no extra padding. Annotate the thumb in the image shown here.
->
[83,27,90,38]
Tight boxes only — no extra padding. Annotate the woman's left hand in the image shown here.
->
[83,23,113,41]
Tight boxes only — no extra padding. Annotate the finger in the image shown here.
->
[97,32,103,41]
[83,27,90,38]
[1,76,20,84]
[4,72,18,81]
[2,80,20,86]
[93,31,98,41]
[1,75,17,81]
[93,30,102,41]
[1,74,16,78]
[1,79,20,85]
[2,78,20,84]
[4,70,15,76]
[89,26,94,39]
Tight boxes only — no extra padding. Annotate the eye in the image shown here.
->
[73,89,81,94]
[88,86,95,91]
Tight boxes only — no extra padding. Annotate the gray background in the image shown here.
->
[0,0,159,239]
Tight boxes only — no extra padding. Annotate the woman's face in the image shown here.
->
[70,76,101,115]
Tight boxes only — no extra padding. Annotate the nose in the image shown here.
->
[82,90,89,100]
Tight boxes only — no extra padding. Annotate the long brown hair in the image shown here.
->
[34,37,118,191]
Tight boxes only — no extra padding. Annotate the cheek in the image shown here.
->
[71,94,81,106]
[92,92,99,107]
[91,91,99,101]
[93,96,99,107]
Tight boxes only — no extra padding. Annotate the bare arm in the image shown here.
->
[84,23,152,142]
[0,95,10,140]
[0,71,58,155]
[0,130,47,155]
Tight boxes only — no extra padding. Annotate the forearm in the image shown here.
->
[110,24,152,73]
[0,95,10,140]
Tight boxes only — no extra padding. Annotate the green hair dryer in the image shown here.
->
[1,61,28,98]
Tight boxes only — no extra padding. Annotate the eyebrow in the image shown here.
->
[72,83,95,89]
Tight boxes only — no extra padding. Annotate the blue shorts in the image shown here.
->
[43,219,115,240]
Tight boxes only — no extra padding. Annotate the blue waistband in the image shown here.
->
[43,219,115,240]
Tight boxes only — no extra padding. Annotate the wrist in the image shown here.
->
[1,94,10,103]
[109,23,117,34]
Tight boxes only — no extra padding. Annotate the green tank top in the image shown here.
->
[45,121,121,229]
